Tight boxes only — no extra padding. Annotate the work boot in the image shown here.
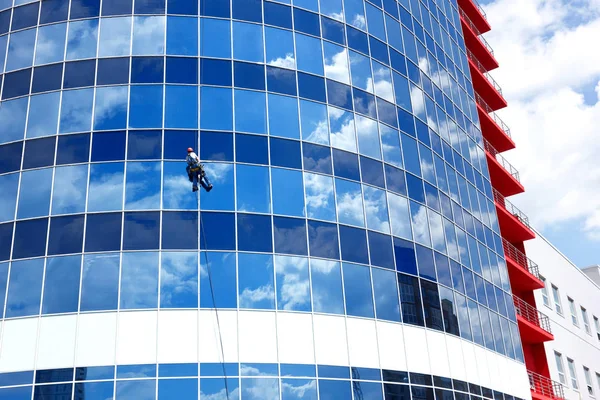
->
[206,184,213,192]
[192,186,199,192]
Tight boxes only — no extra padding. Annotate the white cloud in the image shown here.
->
[324,47,350,84]
[481,0,600,240]
[239,285,274,308]
[268,53,296,69]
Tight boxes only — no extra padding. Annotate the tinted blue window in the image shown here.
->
[321,17,345,45]
[293,7,319,36]
[116,380,155,400]
[48,215,85,255]
[102,0,133,15]
[200,131,233,161]
[384,164,406,195]
[343,262,374,318]
[97,58,130,85]
[129,85,163,128]
[200,212,236,250]
[22,137,55,169]
[397,108,415,136]
[369,37,389,65]
[160,252,198,308]
[164,130,197,160]
[270,138,301,169]
[307,220,339,260]
[372,267,401,322]
[264,1,292,28]
[369,231,395,269]
[162,212,198,250]
[320,379,351,400]
[128,130,162,160]
[123,212,160,250]
[353,88,377,118]
[327,80,353,111]
[297,72,326,102]
[319,365,349,379]
[435,253,452,288]
[11,3,39,31]
[302,143,332,174]
[74,382,114,400]
[0,386,32,399]
[339,225,368,264]
[167,57,198,84]
[120,252,158,309]
[71,0,101,19]
[407,174,425,203]
[3,68,32,99]
[398,272,424,326]
[274,217,307,255]
[0,264,6,316]
[237,213,273,252]
[132,57,164,83]
[238,253,274,309]
[200,251,236,308]
[332,150,359,180]
[31,64,63,93]
[377,98,398,127]
[200,58,231,86]
[80,253,119,311]
[421,279,443,331]
[347,26,369,55]
[234,61,265,90]
[236,134,268,165]
[360,156,385,188]
[394,237,417,275]
[6,258,44,318]
[0,142,22,174]
[0,174,18,223]
[135,0,165,14]
[158,378,197,399]
[232,0,262,22]
[200,87,233,130]
[168,0,197,14]
[64,60,96,89]
[13,218,48,259]
[0,223,13,261]
[85,213,122,252]
[91,131,126,161]
[200,0,229,17]
[267,66,297,95]
[0,10,10,35]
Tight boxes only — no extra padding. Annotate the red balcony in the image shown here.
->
[493,189,535,243]
[529,371,565,400]
[467,50,507,111]
[483,139,525,196]
[502,238,545,291]
[514,296,554,343]
[475,93,515,152]
[457,0,491,34]
[460,9,499,71]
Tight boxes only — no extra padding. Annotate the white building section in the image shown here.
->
[525,232,600,400]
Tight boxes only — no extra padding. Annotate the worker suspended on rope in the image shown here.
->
[186,147,213,193]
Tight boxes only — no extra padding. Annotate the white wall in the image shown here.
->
[525,232,600,400]
[0,310,532,399]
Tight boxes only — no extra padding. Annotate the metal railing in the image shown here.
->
[459,8,495,57]
[502,238,541,279]
[467,49,504,96]
[514,296,552,334]
[483,139,521,182]
[492,188,531,227]
[528,371,565,399]
[475,93,512,139]
[470,0,488,19]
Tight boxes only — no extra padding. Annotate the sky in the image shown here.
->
[477,0,600,268]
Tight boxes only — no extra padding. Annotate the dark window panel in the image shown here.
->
[352,88,377,118]
[48,215,85,255]
[23,136,56,169]
[293,7,319,36]
[406,174,425,203]
[56,133,90,165]
[63,60,96,89]
[235,133,268,165]
[122,212,160,250]
[406,61,421,85]
[200,58,231,86]
[412,385,435,400]
[339,225,368,264]
[332,149,359,181]
[435,252,452,288]
[421,279,444,331]
[424,182,440,211]
[131,57,164,84]
[346,26,369,55]
[0,222,13,261]
[35,369,74,384]
[70,0,101,19]
[398,272,425,326]
[321,17,345,45]
[237,213,272,252]
[369,36,389,65]
[0,9,11,35]
[167,0,198,15]
[85,213,122,252]
[397,107,416,137]
[134,0,165,14]
[91,131,126,162]
[307,219,339,260]
[200,0,229,17]
[394,237,417,275]
[200,131,233,161]
[326,79,352,111]
[382,370,409,384]
[382,0,398,18]
[11,3,39,31]
[273,216,307,255]
[360,156,384,188]
[264,1,292,29]
[162,211,198,249]
[40,0,69,24]
[390,49,407,76]
[2,68,31,100]
[266,66,296,96]
[80,253,119,311]
[410,372,433,386]
[384,164,406,195]
[232,0,262,22]
[164,130,197,160]
[101,0,133,16]
[233,61,265,90]
[377,98,397,128]
[97,57,130,85]
[32,63,63,93]
[42,255,81,314]
[416,245,436,281]
[127,130,162,160]
[13,218,48,259]
[297,72,325,102]
[0,141,23,174]
[302,142,331,174]
[368,231,394,269]
[166,56,198,84]
[199,212,235,250]
[34,384,73,398]
[270,137,301,169]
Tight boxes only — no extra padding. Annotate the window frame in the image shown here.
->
[594,316,600,341]
[581,307,591,335]
[554,351,567,385]
[567,358,579,391]
[583,366,594,397]
[539,275,551,308]
[551,285,563,315]
[568,297,578,326]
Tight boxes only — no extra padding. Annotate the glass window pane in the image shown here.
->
[268,93,299,139]
[311,259,344,314]
[372,267,400,321]
[6,28,36,71]
[116,380,155,400]
[99,16,132,57]
[282,378,317,400]
[236,164,270,213]
[238,253,274,310]
[6,258,44,318]
[320,0,343,21]
[344,0,366,30]
[275,255,310,312]
[66,19,99,60]
[323,41,349,84]
[0,173,18,222]
[349,50,372,92]
[242,378,279,400]
[356,115,381,159]
[304,172,335,221]
[42,255,81,314]
[160,252,198,308]
[51,164,88,215]
[320,379,351,400]
[272,168,305,217]
[364,185,390,233]
[158,378,197,400]
[35,23,67,65]
[335,178,364,227]
[88,162,124,212]
[343,262,374,317]
[165,85,198,129]
[265,26,295,69]
[234,89,266,134]
[26,94,59,140]
[300,99,328,145]
[129,85,164,128]
[233,21,263,62]
[0,97,28,144]
[80,253,120,311]
[365,3,385,41]
[372,61,394,102]
[329,106,356,152]
[200,86,232,130]
[167,16,198,56]
[17,168,53,219]
[120,252,159,309]
[163,161,196,210]
[94,86,129,130]
[199,163,234,211]
[295,32,323,75]
[200,251,237,308]
[59,88,94,133]
[200,18,230,58]
[380,125,402,168]
[132,16,165,55]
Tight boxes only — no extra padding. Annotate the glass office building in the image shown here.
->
[0,0,532,399]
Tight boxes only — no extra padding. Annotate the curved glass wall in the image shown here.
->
[0,0,523,397]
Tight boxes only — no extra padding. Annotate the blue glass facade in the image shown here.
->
[0,0,525,398]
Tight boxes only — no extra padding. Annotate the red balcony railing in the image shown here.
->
[460,8,495,56]
[467,49,504,96]
[514,296,552,333]
[502,238,541,278]
[483,139,521,182]
[528,371,565,400]
[475,93,512,139]
[493,189,531,227]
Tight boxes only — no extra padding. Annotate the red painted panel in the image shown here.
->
[485,152,525,197]
[457,0,491,33]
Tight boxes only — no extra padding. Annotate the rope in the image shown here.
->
[198,191,231,400]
